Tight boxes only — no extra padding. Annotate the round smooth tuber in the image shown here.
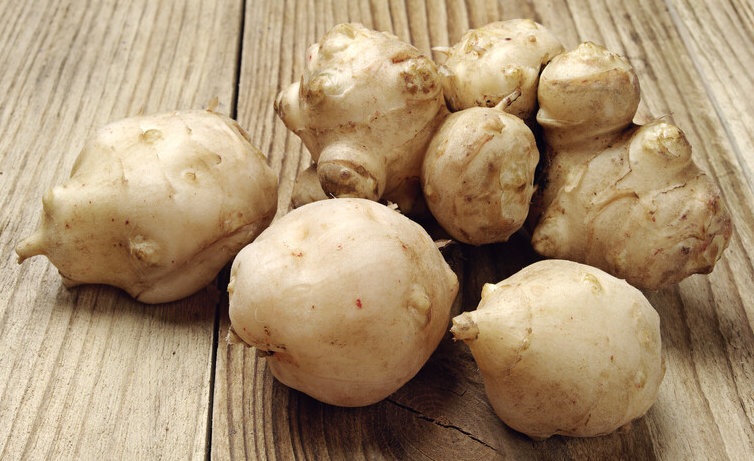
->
[451,259,665,440]
[421,106,539,245]
[16,110,278,303]
[436,19,564,120]
[228,198,459,407]
[531,42,732,290]
[274,23,448,213]
[536,41,640,149]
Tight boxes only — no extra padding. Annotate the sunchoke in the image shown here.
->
[16,110,278,303]
[452,259,664,439]
[531,42,732,289]
[228,198,459,406]
[274,23,447,213]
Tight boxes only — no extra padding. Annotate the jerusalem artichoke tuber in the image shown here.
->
[16,110,278,303]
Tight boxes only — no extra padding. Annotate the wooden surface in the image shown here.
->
[1,0,753,459]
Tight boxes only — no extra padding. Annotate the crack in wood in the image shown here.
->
[385,398,497,452]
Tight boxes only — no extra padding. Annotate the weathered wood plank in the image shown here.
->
[665,0,754,194]
[0,0,243,459]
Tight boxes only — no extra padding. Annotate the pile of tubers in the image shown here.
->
[17,19,733,440]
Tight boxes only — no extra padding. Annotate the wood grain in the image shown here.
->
[0,0,242,459]
[212,0,754,460]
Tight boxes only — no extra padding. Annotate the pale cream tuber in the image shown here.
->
[16,110,278,303]
[451,259,664,439]
[436,19,564,120]
[290,164,328,209]
[228,198,459,407]
[531,42,732,290]
[274,23,447,213]
[421,105,539,245]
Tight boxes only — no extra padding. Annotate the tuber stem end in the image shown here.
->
[15,230,46,263]
[450,312,479,342]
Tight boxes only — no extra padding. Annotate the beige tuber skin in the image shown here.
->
[451,259,664,440]
[531,42,732,290]
[228,198,459,407]
[421,102,539,245]
[290,163,328,209]
[436,19,564,120]
[16,110,278,304]
[274,23,447,213]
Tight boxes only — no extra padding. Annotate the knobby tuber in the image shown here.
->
[16,110,278,303]
[451,259,664,439]
[274,23,447,213]
[436,19,563,121]
[421,105,539,245]
[228,198,458,407]
[531,42,732,290]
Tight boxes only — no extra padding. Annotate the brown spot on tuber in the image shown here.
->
[391,51,414,63]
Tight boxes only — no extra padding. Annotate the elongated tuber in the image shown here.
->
[16,110,278,303]
[531,42,732,290]
[451,259,664,439]
[228,198,459,407]
[274,23,447,213]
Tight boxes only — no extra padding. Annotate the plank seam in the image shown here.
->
[206,0,248,457]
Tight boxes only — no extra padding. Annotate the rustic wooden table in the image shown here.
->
[2,1,753,459]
